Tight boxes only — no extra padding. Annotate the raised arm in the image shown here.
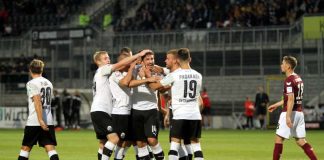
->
[119,62,136,87]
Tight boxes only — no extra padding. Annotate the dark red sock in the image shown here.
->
[273,143,283,160]
[302,143,317,160]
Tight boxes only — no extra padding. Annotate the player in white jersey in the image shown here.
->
[91,50,150,160]
[147,48,204,160]
[18,59,59,160]
[129,51,165,160]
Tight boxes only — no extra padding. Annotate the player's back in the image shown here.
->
[171,69,202,120]
[283,73,303,112]
[91,66,113,114]
[26,77,53,126]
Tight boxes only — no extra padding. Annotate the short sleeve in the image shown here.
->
[112,71,124,83]
[27,82,40,97]
[285,78,293,94]
[160,73,175,86]
[100,64,113,76]
[163,67,170,75]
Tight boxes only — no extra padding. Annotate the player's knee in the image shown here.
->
[21,146,32,152]
[295,138,306,147]
[147,138,157,146]
[190,138,199,144]
[107,134,119,144]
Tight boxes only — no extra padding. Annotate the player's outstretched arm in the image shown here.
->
[112,49,151,71]
[33,95,49,131]
[268,100,283,112]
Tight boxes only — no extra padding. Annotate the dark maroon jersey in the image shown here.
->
[283,73,303,112]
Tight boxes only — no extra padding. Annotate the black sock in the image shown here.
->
[194,151,203,158]
[188,154,193,160]
[153,151,164,160]
[260,119,264,128]
[149,151,154,159]
[179,156,189,160]
[138,155,150,160]
[136,155,140,160]
[50,154,59,160]
[18,156,28,160]
[103,147,113,157]
[97,153,102,160]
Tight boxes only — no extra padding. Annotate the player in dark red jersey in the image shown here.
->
[268,56,317,160]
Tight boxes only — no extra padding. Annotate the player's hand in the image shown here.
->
[164,115,170,128]
[147,76,161,82]
[144,66,152,78]
[152,65,164,74]
[129,61,137,70]
[138,66,145,78]
[268,105,277,112]
[137,49,152,57]
[39,120,49,131]
[286,117,293,128]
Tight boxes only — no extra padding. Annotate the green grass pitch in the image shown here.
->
[0,129,323,160]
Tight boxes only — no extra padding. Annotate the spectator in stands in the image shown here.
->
[255,86,269,129]
[51,89,62,129]
[244,96,254,129]
[201,87,212,129]
[71,90,82,129]
[62,89,72,129]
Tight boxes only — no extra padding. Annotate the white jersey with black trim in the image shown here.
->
[91,64,113,114]
[26,77,54,126]
[160,69,202,120]
[109,71,132,115]
[132,66,158,111]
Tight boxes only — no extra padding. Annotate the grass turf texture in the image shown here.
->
[0,129,323,160]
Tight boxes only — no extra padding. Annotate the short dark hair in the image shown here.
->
[283,56,297,70]
[177,48,190,61]
[29,59,44,74]
[141,51,154,60]
[120,47,132,56]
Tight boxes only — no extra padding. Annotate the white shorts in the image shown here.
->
[276,111,306,139]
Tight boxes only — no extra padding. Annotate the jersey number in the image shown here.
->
[296,83,304,100]
[40,87,51,106]
[183,80,197,98]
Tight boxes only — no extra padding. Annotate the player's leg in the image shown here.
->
[44,145,59,160]
[18,146,33,160]
[169,119,184,160]
[132,110,150,160]
[102,133,119,160]
[18,126,40,160]
[184,138,192,160]
[178,143,189,160]
[273,135,285,160]
[145,109,164,160]
[273,112,290,160]
[187,120,203,160]
[169,137,181,160]
[293,112,317,160]
[98,140,106,160]
[295,138,317,160]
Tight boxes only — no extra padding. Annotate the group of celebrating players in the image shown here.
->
[17,47,318,160]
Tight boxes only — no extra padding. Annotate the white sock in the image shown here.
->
[178,144,188,158]
[151,143,163,154]
[102,141,115,160]
[98,148,103,155]
[169,142,180,160]
[48,150,58,158]
[19,150,29,158]
[114,146,124,159]
[185,144,193,155]
[138,146,149,158]
[191,143,203,160]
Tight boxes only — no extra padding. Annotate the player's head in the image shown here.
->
[29,59,44,75]
[258,86,264,92]
[177,48,191,63]
[281,56,297,73]
[165,49,179,69]
[93,51,110,67]
[142,51,155,67]
[117,53,131,71]
[120,47,132,56]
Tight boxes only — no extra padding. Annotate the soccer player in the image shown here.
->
[268,56,318,160]
[18,59,59,160]
[91,50,150,160]
[147,48,204,160]
[129,51,165,160]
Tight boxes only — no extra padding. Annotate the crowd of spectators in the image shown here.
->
[113,0,324,32]
[0,54,39,75]
[0,0,86,37]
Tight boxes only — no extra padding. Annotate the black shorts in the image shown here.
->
[22,125,57,147]
[257,106,267,115]
[131,109,159,141]
[112,114,132,141]
[202,107,211,115]
[91,111,114,140]
[170,119,201,140]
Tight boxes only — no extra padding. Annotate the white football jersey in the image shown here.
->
[26,77,54,126]
[160,69,202,120]
[132,67,158,111]
[109,71,132,115]
[91,65,113,114]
